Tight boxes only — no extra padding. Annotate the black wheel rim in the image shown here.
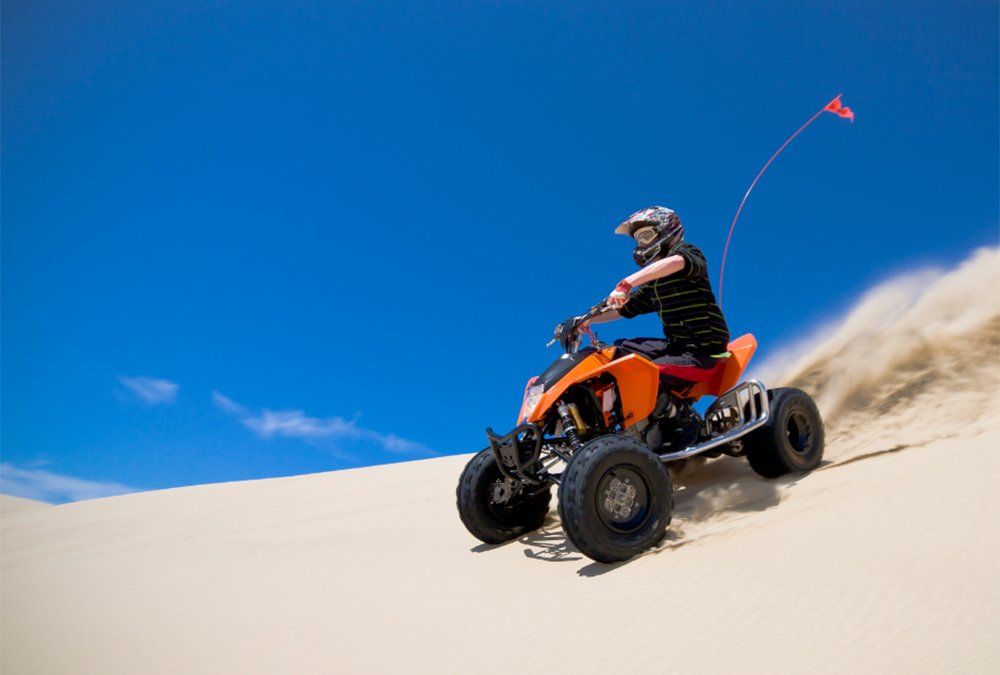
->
[595,465,651,534]
[487,478,539,523]
[785,411,814,456]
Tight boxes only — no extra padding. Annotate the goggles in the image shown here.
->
[631,225,659,246]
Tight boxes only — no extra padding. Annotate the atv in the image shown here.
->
[456,303,825,564]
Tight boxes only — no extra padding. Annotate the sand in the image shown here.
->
[2,429,997,675]
[3,247,998,674]
[1,496,50,515]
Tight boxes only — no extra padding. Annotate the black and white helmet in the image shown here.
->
[614,206,684,267]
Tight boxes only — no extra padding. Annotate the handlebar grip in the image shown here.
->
[586,300,609,319]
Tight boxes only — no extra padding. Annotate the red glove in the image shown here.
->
[607,280,633,309]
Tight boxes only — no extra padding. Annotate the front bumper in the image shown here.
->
[485,422,545,485]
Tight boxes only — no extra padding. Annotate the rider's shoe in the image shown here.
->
[674,403,705,450]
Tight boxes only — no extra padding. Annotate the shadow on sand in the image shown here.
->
[819,444,910,471]
[489,456,791,575]
[473,442,932,571]
[669,456,784,523]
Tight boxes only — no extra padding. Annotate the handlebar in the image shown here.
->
[547,301,611,353]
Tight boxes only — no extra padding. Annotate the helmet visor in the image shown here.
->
[632,225,658,246]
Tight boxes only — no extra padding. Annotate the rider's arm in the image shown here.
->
[623,254,685,287]
[606,254,685,310]
[587,307,621,324]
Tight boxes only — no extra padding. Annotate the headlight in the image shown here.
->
[521,384,545,420]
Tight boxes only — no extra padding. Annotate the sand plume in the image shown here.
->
[757,246,1000,461]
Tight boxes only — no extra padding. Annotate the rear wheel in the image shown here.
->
[456,449,552,545]
[558,435,673,564]
[744,388,825,478]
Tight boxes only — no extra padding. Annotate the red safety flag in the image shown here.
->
[824,96,854,122]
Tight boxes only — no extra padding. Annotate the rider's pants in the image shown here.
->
[614,338,721,394]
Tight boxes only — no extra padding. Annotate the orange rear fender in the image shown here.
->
[683,334,758,400]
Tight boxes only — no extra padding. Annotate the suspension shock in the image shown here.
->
[557,401,587,450]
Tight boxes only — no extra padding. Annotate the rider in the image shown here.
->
[583,206,731,440]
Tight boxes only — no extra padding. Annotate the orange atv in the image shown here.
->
[457,303,825,563]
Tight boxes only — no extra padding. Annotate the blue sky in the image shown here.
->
[3,0,997,503]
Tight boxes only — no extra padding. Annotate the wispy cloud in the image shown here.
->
[213,393,435,457]
[0,463,136,504]
[243,410,431,454]
[118,376,179,405]
[212,391,247,415]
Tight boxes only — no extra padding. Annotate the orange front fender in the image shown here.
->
[526,349,659,429]
[526,348,614,425]
[586,354,660,428]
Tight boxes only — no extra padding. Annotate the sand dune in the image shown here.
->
[3,249,998,674]
[3,432,996,674]
[0,496,50,515]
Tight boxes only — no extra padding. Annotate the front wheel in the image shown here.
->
[456,449,552,545]
[744,387,825,478]
[558,435,673,564]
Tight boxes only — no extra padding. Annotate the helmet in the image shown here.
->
[614,206,684,267]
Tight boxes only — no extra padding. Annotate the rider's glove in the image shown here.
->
[607,280,633,310]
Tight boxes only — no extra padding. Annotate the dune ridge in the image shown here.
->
[0,495,51,515]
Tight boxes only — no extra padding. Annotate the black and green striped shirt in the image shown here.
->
[618,242,731,355]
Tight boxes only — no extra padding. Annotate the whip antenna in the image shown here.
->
[718,94,854,305]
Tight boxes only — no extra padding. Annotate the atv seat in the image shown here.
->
[678,334,757,401]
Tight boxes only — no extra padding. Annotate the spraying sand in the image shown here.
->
[758,246,1000,460]
[3,248,998,675]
